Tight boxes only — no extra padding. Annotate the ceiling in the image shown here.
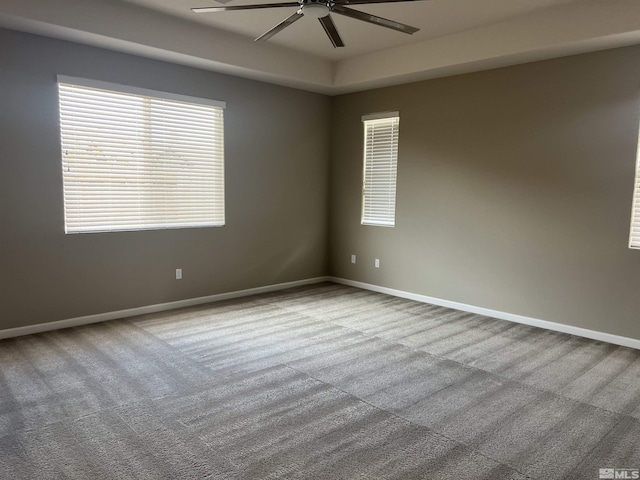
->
[122,0,581,60]
[1,0,640,94]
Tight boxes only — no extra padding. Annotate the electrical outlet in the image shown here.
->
[374,259,380,268]
[351,254,356,264]
[176,268,182,280]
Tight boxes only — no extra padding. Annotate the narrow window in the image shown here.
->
[361,112,400,227]
[631,126,640,249]
[57,76,225,234]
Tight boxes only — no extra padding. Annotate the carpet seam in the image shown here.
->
[282,362,534,479]
[273,296,638,420]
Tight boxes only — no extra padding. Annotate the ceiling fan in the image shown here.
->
[191,0,422,48]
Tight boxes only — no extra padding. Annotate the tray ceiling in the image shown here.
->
[1,0,639,94]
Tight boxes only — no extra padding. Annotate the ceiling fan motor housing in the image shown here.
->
[300,0,331,18]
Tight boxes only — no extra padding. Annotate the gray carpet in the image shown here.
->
[1,282,639,479]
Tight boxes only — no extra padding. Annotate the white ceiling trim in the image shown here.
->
[0,0,334,94]
[1,0,640,95]
[333,0,640,93]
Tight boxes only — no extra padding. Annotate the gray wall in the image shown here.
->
[3,26,640,342]
[0,28,330,330]
[329,45,640,340]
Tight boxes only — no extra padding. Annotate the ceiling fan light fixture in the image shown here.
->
[301,2,330,19]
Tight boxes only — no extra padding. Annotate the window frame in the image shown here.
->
[361,111,400,227]
[57,75,226,234]
[629,125,640,249]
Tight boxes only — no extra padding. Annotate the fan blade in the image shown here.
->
[338,0,426,4]
[255,11,303,41]
[332,5,419,34]
[318,15,345,48]
[192,3,299,13]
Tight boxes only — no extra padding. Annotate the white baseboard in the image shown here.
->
[329,277,640,351]
[0,276,330,340]
[5,275,639,351]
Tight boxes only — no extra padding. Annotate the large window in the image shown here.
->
[631,129,640,248]
[57,76,225,234]
[361,112,400,227]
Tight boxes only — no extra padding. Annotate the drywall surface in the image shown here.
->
[329,45,640,340]
[0,28,330,329]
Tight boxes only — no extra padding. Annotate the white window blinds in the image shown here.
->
[57,76,225,234]
[361,112,400,227]
[630,128,640,248]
